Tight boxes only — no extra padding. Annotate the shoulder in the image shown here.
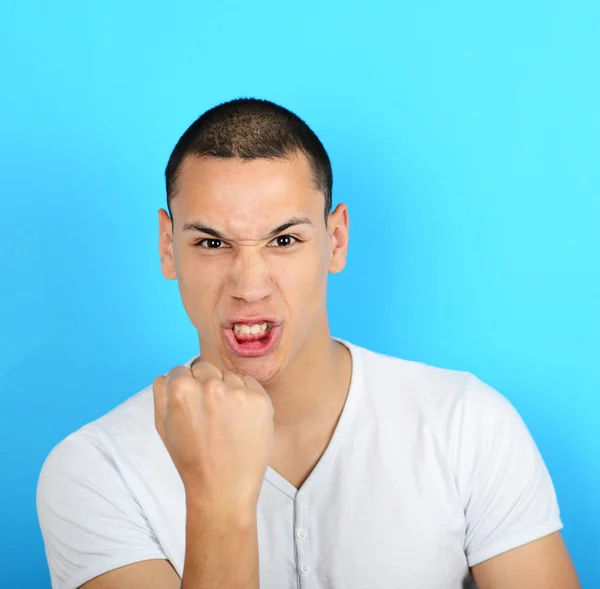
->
[36,385,172,589]
[346,339,523,448]
[347,342,561,538]
[36,385,154,505]
[39,352,200,480]
[41,383,153,466]
[348,339,497,413]
[35,373,175,556]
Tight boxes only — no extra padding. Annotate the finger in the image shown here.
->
[190,360,223,384]
[189,355,203,371]
[152,375,167,442]
[164,365,194,388]
[242,375,273,407]
[241,374,262,393]
[222,370,246,390]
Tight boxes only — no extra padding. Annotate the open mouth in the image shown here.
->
[224,321,281,357]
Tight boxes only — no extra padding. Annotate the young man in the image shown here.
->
[37,98,581,589]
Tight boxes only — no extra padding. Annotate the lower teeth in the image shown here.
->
[235,331,270,343]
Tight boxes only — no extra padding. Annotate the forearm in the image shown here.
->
[181,497,260,589]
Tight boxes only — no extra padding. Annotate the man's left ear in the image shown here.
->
[327,203,349,274]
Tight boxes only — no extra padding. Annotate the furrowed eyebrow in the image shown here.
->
[182,216,313,240]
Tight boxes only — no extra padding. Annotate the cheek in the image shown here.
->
[176,254,228,305]
[177,245,225,282]
[274,248,328,298]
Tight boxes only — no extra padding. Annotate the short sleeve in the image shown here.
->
[456,375,563,567]
[36,427,168,589]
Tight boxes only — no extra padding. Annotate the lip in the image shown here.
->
[223,324,282,358]
[224,317,281,328]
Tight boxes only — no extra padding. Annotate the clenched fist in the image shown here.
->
[153,360,275,512]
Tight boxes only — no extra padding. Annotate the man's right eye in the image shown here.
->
[196,239,228,249]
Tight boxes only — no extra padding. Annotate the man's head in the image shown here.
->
[158,98,349,383]
[165,98,333,223]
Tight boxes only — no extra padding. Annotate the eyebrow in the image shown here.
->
[182,216,314,240]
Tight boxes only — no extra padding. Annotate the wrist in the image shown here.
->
[185,493,258,528]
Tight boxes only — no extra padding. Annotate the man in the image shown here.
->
[36,98,581,589]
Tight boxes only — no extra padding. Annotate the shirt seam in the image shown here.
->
[55,552,170,589]
[466,518,564,567]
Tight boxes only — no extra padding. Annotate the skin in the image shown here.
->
[158,152,352,436]
[471,532,581,588]
[79,151,581,589]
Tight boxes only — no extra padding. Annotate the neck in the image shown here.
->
[196,319,353,434]
[264,327,352,434]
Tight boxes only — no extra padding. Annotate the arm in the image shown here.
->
[471,531,581,589]
[180,498,259,589]
[78,500,259,589]
[148,362,272,589]
[38,362,270,589]
[36,431,173,589]
[78,560,180,589]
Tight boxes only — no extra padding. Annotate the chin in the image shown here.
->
[215,325,288,384]
[225,356,280,384]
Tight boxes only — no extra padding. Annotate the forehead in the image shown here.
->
[173,154,323,237]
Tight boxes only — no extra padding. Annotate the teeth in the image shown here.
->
[233,322,269,334]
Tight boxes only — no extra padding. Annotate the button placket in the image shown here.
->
[294,492,312,588]
[296,528,307,540]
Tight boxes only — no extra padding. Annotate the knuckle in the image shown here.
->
[192,360,221,376]
[190,358,210,370]
[255,392,273,411]
[169,376,197,398]
[203,378,225,395]
[230,387,249,403]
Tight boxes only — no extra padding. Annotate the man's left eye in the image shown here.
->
[269,235,297,247]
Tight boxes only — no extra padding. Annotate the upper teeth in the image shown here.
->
[233,322,269,335]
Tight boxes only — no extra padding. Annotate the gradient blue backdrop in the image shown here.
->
[0,1,598,587]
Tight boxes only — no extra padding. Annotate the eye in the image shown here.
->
[196,238,230,249]
[268,235,298,248]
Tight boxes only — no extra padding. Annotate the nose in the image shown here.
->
[227,250,275,304]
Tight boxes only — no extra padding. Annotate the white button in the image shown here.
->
[300,564,311,574]
[296,528,307,540]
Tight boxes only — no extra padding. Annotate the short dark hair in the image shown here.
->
[165,98,333,222]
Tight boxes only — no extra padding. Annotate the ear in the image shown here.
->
[158,209,177,280]
[327,203,349,274]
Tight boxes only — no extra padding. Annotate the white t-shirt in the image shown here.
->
[36,338,563,589]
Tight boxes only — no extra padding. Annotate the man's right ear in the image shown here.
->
[158,209,177,280]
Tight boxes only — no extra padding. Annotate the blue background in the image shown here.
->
[0,1,598,587]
